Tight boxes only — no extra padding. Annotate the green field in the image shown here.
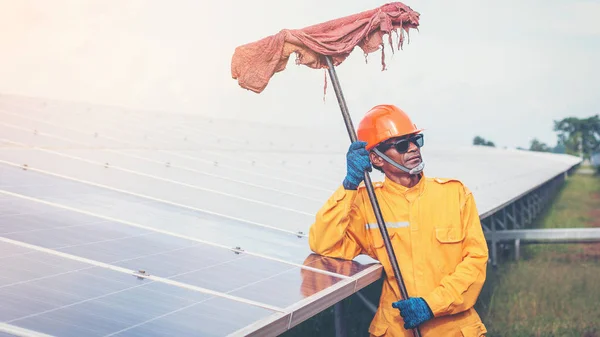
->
[475,170,600,337]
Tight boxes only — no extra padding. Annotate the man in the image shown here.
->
[309,104,489,337]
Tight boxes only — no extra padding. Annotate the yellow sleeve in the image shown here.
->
[422,191,489,316]
[308,185,370,260]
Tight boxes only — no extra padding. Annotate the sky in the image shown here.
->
[0,0,599,149]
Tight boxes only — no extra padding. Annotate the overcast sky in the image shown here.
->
[0,0,598,149]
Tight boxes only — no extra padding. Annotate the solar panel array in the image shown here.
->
[0,94,581,336]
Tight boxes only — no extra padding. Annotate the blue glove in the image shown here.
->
[392,297,434,330]
[343,141,372,190]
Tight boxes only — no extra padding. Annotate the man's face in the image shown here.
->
[370,133,424,173]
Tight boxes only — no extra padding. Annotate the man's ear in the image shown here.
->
[370,151,384,168]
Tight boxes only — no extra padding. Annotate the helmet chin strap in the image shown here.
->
[373,148,425,175]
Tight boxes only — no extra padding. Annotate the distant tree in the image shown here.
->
[552,140,566,154]
[473,136,485,145]
[473,136,495,147]
[529,138,551,152]
[553,115,600,159]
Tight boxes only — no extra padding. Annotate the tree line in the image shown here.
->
[473,115,600,160]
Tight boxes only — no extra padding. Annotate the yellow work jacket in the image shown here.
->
[309,174,489,337]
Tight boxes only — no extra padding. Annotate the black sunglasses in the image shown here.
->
[377,134,424,153]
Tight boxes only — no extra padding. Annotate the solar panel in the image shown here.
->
[0,166,311,265]
[0,150,314,234]
[0,204,342,310]
[1,240,282,337]
[0,93,581,336]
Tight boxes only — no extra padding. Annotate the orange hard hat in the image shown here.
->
[357,104,423,150]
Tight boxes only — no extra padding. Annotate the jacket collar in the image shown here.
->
[382,172,426,202]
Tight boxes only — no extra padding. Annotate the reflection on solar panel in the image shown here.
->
[0,94,581,336]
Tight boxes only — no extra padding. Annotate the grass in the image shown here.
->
[476,170,600,337]
[541,172,599,228]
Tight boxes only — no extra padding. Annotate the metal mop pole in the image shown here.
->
[324,56,422,337]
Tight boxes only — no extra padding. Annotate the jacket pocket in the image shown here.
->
[460,321,487,337]
[435,226,465,243]
[434,226,465,274]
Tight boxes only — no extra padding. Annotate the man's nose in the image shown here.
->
[407,141,418,152]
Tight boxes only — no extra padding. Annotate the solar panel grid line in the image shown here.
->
[5,224,314,308]
[0,236,287,313]
[92,113,241,149]
[0,109,326,203]
[3,267,228,336]
[1,131,318,219]
[0,160,311,240]
[0,118,332,193]
[121,111,248,144]
[1,236,356,336]
[1,106,188,151]
[1,229,163,288]
[204,149,342,182]
[3,270,157,326]
[159,151,332,192]
[188,148,335,185]
[0,205,111,226]
[0,157,307,237]
[2,219,108,235]
[0,242,37,260]
[0,323,55,337]
[0,123,78,149]
[47,258,284,336]
[0,105,336,188]
[73,106,271,150]
[6,225,155,255]
[167,121,340,167]
[3,192,360,326]
[105,149,323,202]
[0,175,288,243]
[0,189,352,280]
[0,165,318,239]
[43,106,326,168]
[19,145,315,216]
[86,271,207,306]
[0,207,59,219]
[0,98,580,194]
[2,263,103,304]
[0,108,145,150]
[100,300,213,337]
[0,122,97,150]
[174,123,250,145]
[77,300,202,337]
[0,255,96,290]
[4,122,576,242]
[2,239,245,302]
